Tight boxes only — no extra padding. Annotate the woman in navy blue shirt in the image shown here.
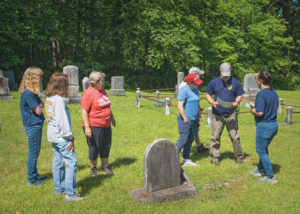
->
[248,70,278,184]
[19,67,46,186]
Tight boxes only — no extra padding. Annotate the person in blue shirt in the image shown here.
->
[176,73,204,166]
[19,67,46,186]
[248,70,278,184]
[206,62,244,166]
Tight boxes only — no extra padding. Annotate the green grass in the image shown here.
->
[0,90,300,213]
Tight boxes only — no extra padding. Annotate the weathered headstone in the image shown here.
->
[243,73,260,99]
[3,70,18,91]
[175,72,184,95]
[130,139,198,203]
[110,76,125,96]
[0,70,13,100]
[82,77,90,92]
[63,65,81,104]
[155,98,172,108]
[136,88,141,108]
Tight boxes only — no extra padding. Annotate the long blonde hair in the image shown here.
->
[19,67,43,94]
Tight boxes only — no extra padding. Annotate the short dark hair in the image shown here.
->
[258,70,273,89]
[46,73,69,97]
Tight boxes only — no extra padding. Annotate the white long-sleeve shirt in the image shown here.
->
[45,95,73,143]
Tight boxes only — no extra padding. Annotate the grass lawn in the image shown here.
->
[0,90,300,213]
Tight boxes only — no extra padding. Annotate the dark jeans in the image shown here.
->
[24,124,43,183]
[176,114,198,159]
[256,122,278,178]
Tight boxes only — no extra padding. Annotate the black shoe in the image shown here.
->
[90,167,97,176]
[102,165,114,175]
[236,159,244,164]
[210,159,220,166]
[197,145,209,153]
[37,174,48,180]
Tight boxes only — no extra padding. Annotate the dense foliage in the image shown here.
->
[0,0,299,89]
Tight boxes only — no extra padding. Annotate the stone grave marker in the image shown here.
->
[243,73,260,99]
[82,77,90,92]
[0,70,13,100]
[110,76,125,96]
[130,139,198,203]
[63,65,81,104]
[175,72,184,95]
[3,70,18,91]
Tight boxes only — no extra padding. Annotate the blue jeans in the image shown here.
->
[176,114,198,159]
[24,124,43,183]
[256,122,278,178]
[52,141,77,196]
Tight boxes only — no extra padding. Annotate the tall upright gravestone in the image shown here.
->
[3,70,18,91]
[130,139,198,203]
[243,73,260,99]
[110,76,125,96]
[63,65,81,104]
[0,70,13,100]
[175,72,184,95]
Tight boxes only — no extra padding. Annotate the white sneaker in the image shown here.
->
[182,159,197,166]
[65,194,85,202]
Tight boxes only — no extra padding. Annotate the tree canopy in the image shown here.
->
[1,0,299,89]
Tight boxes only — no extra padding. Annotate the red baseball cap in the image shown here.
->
[185,73,203,85]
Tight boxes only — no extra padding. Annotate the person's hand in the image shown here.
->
[212,101,219,108]
[111,117,116,127]
[232,102,239,108]
[248,102,254,108]
[67,140,74,152]
[199,106,204,111]
[33,104,43,116]
[85,126,92,138]
[183,117,188,123]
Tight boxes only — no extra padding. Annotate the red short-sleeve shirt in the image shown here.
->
[81,87,111,127]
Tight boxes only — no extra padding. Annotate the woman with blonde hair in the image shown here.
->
[45,73,84,202]
[19,66,46,186]
[81,71,116,176]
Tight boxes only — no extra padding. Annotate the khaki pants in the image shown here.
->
[210,112,244,161]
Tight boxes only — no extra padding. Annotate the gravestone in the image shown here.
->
[243,74,260,99]
[82,77,90,92]
[110,76,125,96]
[175,72,184,95]
[130,139,198,203]
[3,70,18,91]
[63,65,81,104]
[0,70,13,100]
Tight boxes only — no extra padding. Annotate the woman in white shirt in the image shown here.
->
[45,73,84,202]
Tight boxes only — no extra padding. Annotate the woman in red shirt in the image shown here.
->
[81,71,116,176]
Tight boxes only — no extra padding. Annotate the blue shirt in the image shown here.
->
[206,77,244,117]
[255,88,278,123]
[177,86,200,120]
[20,89,45,126]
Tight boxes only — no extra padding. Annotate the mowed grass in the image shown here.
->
[0,90,300,214]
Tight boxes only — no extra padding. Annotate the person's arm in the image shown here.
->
[32,105,43,115]
[178,100,188,123]
[248,102,264,117]
[111,111,116,127]
[198,105,203,124]
[54,97,73,140]
[206,93,218,107]
[232,95,242,108]
[81,109,92,138]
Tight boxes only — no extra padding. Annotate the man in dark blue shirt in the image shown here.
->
[206,62,244,165]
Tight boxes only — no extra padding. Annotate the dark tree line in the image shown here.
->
[1,0,299,90]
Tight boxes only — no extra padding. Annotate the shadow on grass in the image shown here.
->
[77,157,137,196]
[251,162,281,174]
[190,149,250,163]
